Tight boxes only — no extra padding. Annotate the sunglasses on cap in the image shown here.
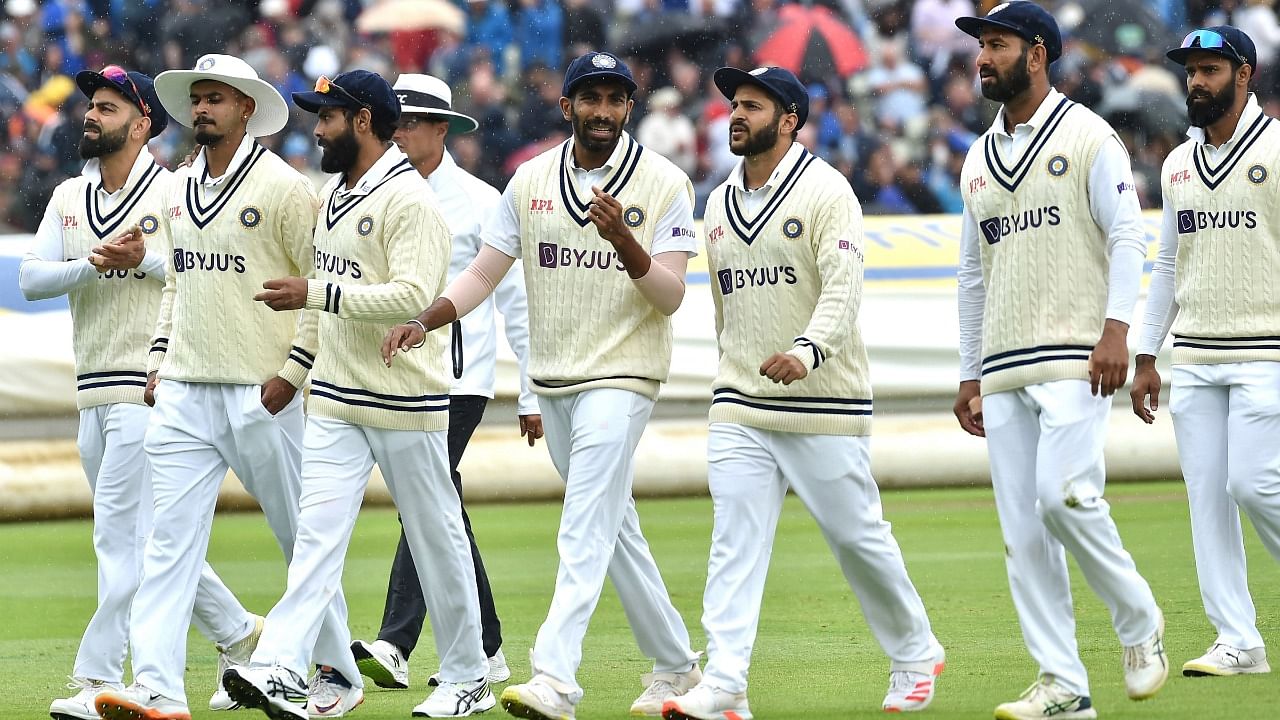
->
[100,64,151,118]
[314,75,370,110]
[1180,29,1248,65]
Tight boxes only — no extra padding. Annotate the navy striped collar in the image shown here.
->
[81,151,163,239]
[184,142,266,230]
[1192,111,1272,190]
[558,132,644,227]
[324,156,416,230]
[1187,92,1262,148]
[723,146,815,245]
[983,96,1074,192]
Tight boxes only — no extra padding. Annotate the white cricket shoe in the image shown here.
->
[95,683,192,720]
[50,677,122,720]
[630,664,702,716]
[212,614,265,710]
[883,646,946,712]
[1123,609,1167,700]
[499,675,576,720]
[221,665,308,720]
[428,648,512,687]
[412,678,496,717]
[1183,643,1271,676]
[660,683,752,720]
[307,667,365,717]
[993,677,1096,720]
[351,639,409,689]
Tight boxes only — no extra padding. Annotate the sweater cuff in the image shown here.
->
[146,337,169,374]
[277,360,310,390]
[786,346,817,373]
[305,279,343,315]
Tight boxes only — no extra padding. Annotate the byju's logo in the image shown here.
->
[716,266,798,296]
[1177,209,1257,234]
[980,217,1002,245]
[979,206,1061,245]
[538,242,558,268]
[1176,209,1196,234]
[173,248,246,274]
[717,269,734,295]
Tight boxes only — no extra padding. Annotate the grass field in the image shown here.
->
[3,481,1277,719]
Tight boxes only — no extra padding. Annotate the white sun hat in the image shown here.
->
[392,73,479,135]
[154,54,290,137]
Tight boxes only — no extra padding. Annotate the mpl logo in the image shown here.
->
[1169,169,1191,186]
[538,242,558,268]
[968,176,987,195]
[168,205,183,219]
[63,216,79,229]
[530,198,555,213]
[707,225,724,245]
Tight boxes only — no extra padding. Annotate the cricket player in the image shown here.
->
[350,72,539,691]
[1132,25,1278,678]
[94,54,325,720]
[21,65,261,720]
[662,67,944,720]
[382,51,702,720]
[221,69,493,719]
[951,4,1167,718]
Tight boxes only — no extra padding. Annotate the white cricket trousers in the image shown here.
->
[129,381,324,702]
[532,388,697,701]
[701,423,938,693]
[1170,361,1280,651]
[251,416,487,685]
[983,379,1159,696]
[73,402,255,684]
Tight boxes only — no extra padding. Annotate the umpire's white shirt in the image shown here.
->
[429,151,537,415]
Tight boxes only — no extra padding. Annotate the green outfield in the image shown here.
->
[3,481,1277,719]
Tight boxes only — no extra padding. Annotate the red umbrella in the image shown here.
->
[754,4,868,80]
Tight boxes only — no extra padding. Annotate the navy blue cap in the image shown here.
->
[292,70,401,126]
[76,66,169,138]
[562,51,637,98]
[1167,26,1257,70]
[956,1,1062,63]
[713,66,810,131]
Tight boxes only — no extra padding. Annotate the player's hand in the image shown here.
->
[1089,319,1130,397]
[587,186,633,246]
[519,414,543,447]
[382,322,426,366]
[260,376,297,415]
[954,379,985,437]
[179,145,201,168]
[759,352,807,385]
[254,277,308,311]
[1129,355,1162,424]
[144,371,158,407]
[89,225,145,271]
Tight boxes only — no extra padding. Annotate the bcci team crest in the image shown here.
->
[357,216,375,236]
[623,206,645,228]
[591,54,617,69]
[197,56,216,71]
[782,217,804,239]
[239,206,262,229]
[1248,164,1268,184]
[138,214,160,235]
[1047,155,1069,177]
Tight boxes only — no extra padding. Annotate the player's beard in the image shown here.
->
[319,121,360,174]
[1187,82,1236,128]
[78,121,129,159]
[193,118,224,147]
[729,114,781,157]
[980,47,1032,103]
[570,109,623,155]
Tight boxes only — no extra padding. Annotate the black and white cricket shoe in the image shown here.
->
[221,665,309,720]
[413,678,496,717]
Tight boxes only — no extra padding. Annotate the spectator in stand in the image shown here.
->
[515,62,566,145]
[863,39,928,133]
[1235,0,1280,94]
[636,86,696,176]
[862,144,918,215]
[515,0,563,73]
[909,0,975,80]
[807,82,842,156]
[465,0,513,77]
[940,71,986,136]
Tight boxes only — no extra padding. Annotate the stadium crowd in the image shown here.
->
[1,0,1277,231]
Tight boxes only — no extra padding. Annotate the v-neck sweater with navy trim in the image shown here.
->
[47,158,169,408]
[960,96,1119,395]
[703,147,872,436]
[1159,102,1280,365]
[507,133,693,400]
[147,144,321,389]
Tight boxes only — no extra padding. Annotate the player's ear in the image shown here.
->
[559,96,572,121]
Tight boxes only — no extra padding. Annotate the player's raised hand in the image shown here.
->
[954,380,985,437]
[382,321,426,366]
[254,277,308,311]
[89,225,146,271]
[1089,319,1130,397]
[587,186,630,245]
[1130,355,1162,424]
[759,351,807,385]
